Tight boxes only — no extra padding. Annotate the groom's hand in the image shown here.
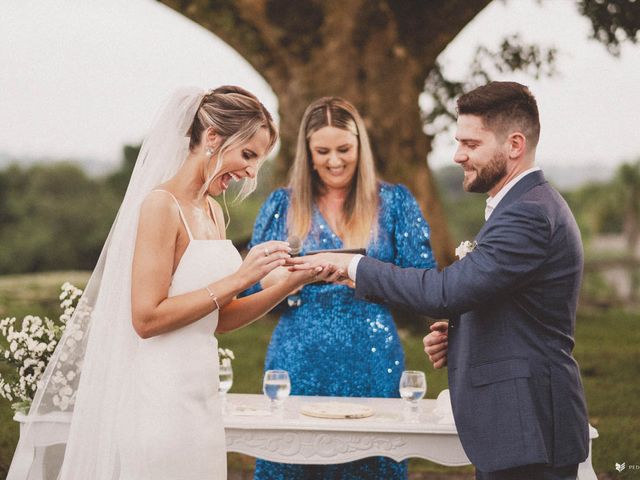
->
[423,321,448,369]
[286,262,344,287]
[289,253,354,282]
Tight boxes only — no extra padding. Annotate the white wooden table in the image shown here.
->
[223,393,599,480]
[12,393,598,479]
[224,393,468,466]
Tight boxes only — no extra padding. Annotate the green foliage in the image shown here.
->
[105,144,139,197]
[573,309,640,478]
[581,270,623,308]
[2,145,635,276]
[563,181,621,238]
[421,1,639,136]
[0,144,145,275]
[435,160,640,247]
[563,159,640,245]
[616,160,640,249]
[577,0,640,56]
[0,163,121,274]
[434,165,486,242]
[0,149,285,273]
[0,272,90,479]
[423,34,558,136]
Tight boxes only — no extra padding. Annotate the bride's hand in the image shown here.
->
[231,241,292,290]
[260,266,302,293]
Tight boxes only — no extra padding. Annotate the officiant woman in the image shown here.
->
[242,97,436,480]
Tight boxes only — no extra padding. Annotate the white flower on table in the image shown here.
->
[218,347,235,367]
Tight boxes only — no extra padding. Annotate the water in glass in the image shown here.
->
[263,370,291,408]
[218,364,233,395]
[399,370,426,420]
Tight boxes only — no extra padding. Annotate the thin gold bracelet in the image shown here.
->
[205,286,221,311]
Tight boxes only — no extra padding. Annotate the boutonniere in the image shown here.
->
[455,240,477,260]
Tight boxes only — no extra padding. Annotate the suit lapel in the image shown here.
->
[475,170,548,242]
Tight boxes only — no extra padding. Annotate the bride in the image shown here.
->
[8,86,336,480]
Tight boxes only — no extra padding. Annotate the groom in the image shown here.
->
[300,82,589,480]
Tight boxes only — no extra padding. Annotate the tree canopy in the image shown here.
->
[160,0,640,265]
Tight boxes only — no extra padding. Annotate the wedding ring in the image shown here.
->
[264,248,270,257]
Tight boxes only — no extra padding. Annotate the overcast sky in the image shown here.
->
[1,0,639,171]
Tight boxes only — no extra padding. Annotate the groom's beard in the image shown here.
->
[463,150,508,193]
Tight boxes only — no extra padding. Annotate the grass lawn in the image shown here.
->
[0,272,638,478]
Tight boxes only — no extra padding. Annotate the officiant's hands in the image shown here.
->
[424,321,448,369]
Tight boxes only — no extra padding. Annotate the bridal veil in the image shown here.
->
[8,87,205,480]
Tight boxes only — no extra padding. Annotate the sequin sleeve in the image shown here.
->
[391,184,436,269]
[239,188,290,297]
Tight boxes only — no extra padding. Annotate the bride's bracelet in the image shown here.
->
[205,286,221,311]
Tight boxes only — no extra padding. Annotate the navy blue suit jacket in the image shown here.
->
[355,171,589,471]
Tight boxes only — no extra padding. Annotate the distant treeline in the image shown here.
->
[0,145,638,275]
[0,145,273,274]
[0,153,130,274]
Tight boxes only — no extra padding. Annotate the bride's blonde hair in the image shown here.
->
[188,85,278,200]
[288,97,379,248]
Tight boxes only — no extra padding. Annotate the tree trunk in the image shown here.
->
[160,0,491,266]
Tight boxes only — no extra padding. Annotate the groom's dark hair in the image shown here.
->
[457,81,540,148]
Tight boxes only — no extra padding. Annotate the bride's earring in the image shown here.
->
[205,147,214,158]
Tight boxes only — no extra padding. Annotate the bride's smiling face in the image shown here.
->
[205,127,271,196]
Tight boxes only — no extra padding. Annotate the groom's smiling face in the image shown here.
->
[454,114,508,195]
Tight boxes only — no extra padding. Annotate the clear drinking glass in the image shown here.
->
[399,370,426,420]
[263,370,291,411]
[219,363,233,394]
[218,363,233,413]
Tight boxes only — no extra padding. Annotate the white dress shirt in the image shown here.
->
[484,167,540,220]
[348,166,542,282]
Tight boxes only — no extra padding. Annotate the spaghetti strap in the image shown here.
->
[206,197,225,240]
[152,189,194,241]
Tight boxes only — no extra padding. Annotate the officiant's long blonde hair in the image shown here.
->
[288,97,379,248]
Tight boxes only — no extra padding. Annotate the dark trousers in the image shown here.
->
[476,463,578,480]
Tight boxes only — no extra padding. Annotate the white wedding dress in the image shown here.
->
[118,191,241,479]
[7,89,241,480]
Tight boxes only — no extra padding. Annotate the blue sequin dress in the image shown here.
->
[244,182,436,480]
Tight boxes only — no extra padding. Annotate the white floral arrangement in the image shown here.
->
[0,282,84,413]
[455,240,477,260]
[218,347,234,367]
